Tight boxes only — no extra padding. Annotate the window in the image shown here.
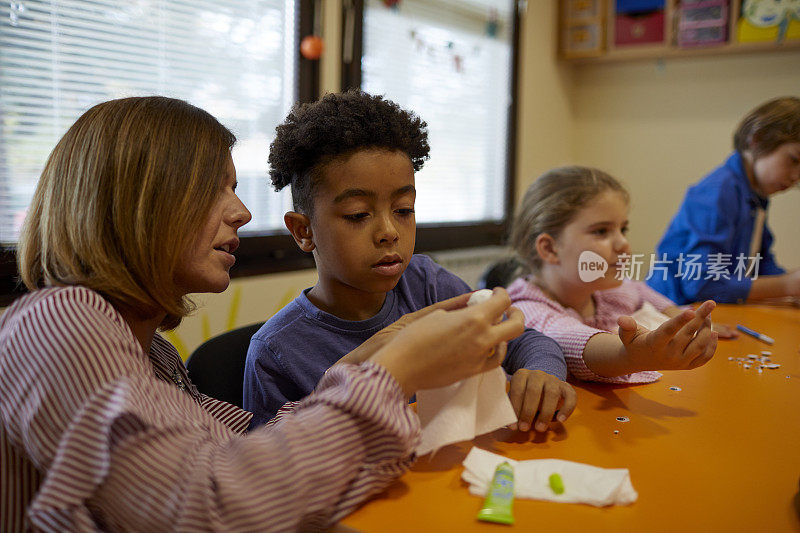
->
[0,0,317,303]
[342,0,520,251]
[0,0,520,303]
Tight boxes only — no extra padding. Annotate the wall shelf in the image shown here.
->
[559,0,800,64]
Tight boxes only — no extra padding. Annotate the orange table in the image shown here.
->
[343,305,800,531]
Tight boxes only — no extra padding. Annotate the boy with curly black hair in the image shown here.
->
[243,90,575,433]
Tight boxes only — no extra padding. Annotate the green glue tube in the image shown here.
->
[477,461,514,525]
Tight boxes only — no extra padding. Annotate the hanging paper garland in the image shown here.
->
[408,28,480,75]
[486,8,499,37]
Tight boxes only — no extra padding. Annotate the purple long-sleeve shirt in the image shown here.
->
[244,254,567,426]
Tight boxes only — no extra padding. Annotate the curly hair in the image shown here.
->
[268,89,430,216]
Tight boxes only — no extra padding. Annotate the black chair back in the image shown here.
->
[185,322,264,408]
[478,257,524,289]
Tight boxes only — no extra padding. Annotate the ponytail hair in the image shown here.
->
[510,166,629,273]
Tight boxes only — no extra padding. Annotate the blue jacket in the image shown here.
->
[647,152,784,304]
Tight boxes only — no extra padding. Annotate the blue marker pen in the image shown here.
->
[736,324,774,345]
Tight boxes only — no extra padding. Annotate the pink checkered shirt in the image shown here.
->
[507,278,674,384]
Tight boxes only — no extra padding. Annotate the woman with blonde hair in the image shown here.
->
[0,96,524,532]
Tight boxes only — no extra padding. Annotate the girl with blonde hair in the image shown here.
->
[507,166,719,385]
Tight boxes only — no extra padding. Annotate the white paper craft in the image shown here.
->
[415,367,517,456]
[629,302,671,331]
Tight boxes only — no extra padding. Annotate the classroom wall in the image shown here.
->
[514,1,575,200]
[570,51,800,267]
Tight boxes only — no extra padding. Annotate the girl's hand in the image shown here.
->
[369,288,526,398]
[786,269,800,298]
[618,300,718,372]
[507,369,576,432]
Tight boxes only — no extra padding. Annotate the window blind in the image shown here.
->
[0,0,297,244]
[362,0,513,225]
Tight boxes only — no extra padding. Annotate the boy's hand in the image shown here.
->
[618,300,718,371]
[507,370,576,432]
[336,293,473,366]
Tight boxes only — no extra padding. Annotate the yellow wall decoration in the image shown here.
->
[168,269,319,361]
[738,0,800,42]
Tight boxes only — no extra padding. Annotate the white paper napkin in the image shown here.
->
[416,367,517,456]
[461,447,638,506]
[629,302,671,331]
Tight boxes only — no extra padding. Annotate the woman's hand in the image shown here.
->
[335,293,473,367]
[507,369,576,432]
[369,288,526,398]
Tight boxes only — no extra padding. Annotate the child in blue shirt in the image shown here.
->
[648,97,800,305]
[244,90,574,432]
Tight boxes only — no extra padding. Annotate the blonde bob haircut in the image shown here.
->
[510,166,629,274]
[18,96,236,329]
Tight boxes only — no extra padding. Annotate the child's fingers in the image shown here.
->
[695,300,716,318]
[534,383,562,432]
[674,301,716,350]
[682,324,714,363]
[617,315,639,345]
[618,315,637,331]
[508,371,530,422]
[688,331,717,369]
[713,323,739,339]
[688,301,715,332]
[556,386,578,423]
[514,373,544,432]
[654,308,695,341]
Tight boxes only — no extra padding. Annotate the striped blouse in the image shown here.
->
[507,278,672,384]
[0,286,419,532]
